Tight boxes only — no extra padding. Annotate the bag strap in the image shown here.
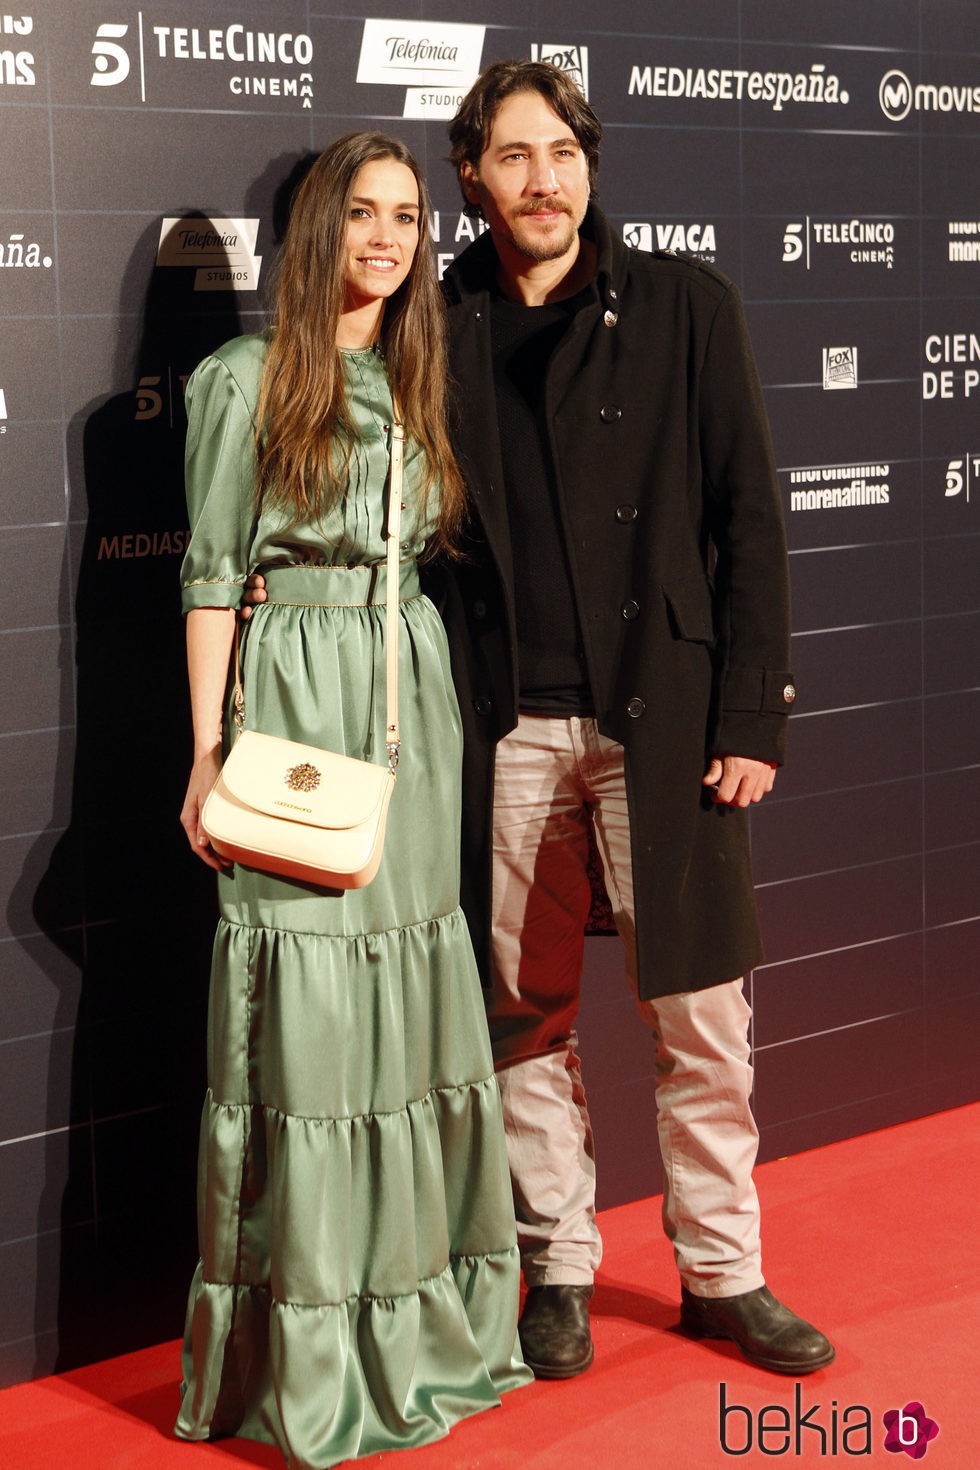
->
[384,416,404,771]
[232,404,405,776]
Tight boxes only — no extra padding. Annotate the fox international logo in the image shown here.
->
[822,346,858,390]
[530,43,589,98]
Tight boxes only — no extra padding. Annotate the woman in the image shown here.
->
[176,133,529,1468]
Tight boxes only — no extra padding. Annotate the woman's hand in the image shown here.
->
[180,744,231,870]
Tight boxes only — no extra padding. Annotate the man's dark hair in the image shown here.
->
[448,60,603,217]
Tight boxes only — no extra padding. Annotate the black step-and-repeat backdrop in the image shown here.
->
[2,2,977,1386]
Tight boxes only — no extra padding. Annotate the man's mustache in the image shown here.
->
[516,199,574,217]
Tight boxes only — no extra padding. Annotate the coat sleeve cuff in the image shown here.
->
[722,664,797,715]
[713,665,797,765]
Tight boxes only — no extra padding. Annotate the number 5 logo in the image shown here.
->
[91,23,130,86]
[782,223,803,263]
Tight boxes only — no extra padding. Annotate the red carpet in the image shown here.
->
[2,1104,977,1468]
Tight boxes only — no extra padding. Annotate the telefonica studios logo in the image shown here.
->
[356,18,485,119]
[156,218,262,292]
[880,67,980,121]
[719,1385,940,1458]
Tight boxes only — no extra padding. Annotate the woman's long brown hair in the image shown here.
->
[255,132,465,554]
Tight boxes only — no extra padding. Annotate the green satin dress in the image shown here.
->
[175,334,529,1468]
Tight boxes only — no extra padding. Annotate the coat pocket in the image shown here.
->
[663,576,716,646]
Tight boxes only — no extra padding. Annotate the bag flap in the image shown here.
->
[219,730,393,829]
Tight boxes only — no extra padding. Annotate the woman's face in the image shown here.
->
[342,157,421,313]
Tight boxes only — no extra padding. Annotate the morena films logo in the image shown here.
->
[718,1385,940,1458]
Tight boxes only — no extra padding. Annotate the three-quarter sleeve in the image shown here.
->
[180,349,261,613]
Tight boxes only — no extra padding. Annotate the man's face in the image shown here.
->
[460,89,590,266]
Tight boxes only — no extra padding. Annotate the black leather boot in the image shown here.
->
[680,1284,835,1374]
[519,1284,595,1379]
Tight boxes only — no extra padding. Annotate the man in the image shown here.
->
[246,61,833,1381]
[437,61,833,1382]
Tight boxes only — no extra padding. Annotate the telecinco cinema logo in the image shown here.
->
[783,218,896,271]
[945,456,978,502]
[0,13,36,86]
[880,67,980,122]
[530,44,589,98]
[90,18,313,106]
[356,18,485,119]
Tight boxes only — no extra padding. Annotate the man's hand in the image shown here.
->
[240,570,268,621]
[703,755,777,808]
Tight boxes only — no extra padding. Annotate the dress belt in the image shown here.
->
[259,563,421,607]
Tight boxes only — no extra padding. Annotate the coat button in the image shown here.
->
[626,697,645,718]
[783,683,797,704]
[621,599,640,621]
[603,309,618,326]
[600,404,622,423]
[616,503,637,523]
[472,599,487,619]
[608,288,618,300]
[473,696,492,715]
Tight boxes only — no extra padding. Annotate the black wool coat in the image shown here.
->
[432,204,796,1002]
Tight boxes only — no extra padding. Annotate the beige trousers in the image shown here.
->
[489,714,764,1299]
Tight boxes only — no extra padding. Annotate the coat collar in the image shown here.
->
[443,202,626,318]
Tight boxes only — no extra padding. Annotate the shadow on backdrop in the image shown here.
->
[19,209,248,1377]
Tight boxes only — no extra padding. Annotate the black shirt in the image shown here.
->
[489,284,594,714]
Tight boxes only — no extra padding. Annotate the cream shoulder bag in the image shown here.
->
[200,420,405,889]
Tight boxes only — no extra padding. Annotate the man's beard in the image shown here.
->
[506,201,578,262]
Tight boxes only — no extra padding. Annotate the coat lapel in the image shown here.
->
[448,294,517,601]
